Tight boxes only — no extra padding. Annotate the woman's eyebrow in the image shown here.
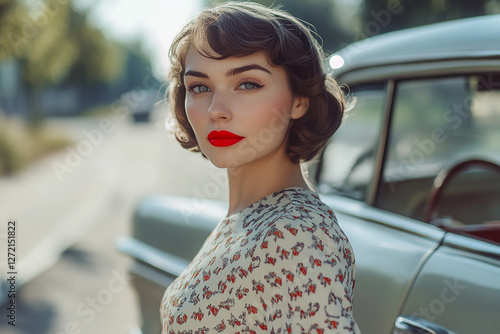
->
[184,64,272,79]
[225,64,272,77]
[184,70,209,78]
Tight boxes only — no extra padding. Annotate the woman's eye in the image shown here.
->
[189,84,210,93]
[238,82,263,90]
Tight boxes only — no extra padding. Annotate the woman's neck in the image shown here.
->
[225,151,309,217]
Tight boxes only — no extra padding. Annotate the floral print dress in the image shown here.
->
[160,187,360,333]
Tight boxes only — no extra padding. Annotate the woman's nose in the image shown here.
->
[207,92,232,121]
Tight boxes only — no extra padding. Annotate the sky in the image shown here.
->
[74,0,203,78]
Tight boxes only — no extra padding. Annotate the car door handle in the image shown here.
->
[393,316,457,334]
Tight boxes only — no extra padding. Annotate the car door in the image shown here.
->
[397,235,500,334]
[377,74,500,333]
[319,195,445,334]
[316,82,446,334]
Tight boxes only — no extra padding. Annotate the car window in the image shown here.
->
[377,74,500,239]
[318,83,386,201]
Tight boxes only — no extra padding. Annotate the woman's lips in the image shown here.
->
[207,130,244,147]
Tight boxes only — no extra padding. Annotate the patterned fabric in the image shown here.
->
[160,187,360,334]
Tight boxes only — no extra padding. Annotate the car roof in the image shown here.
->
[333,15,500,83]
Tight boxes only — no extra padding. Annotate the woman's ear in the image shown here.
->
[291,96,309,120]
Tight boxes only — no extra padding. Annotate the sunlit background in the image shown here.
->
[1,0,499,333]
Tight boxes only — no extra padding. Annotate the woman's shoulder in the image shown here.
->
[243,187,334,221]
[275,187,344,232]
[242,187,352,255]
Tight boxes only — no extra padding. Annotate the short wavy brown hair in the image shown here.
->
[168,1,346,163]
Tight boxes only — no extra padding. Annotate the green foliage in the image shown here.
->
[0,114,73,176]
[22,2,78,86]
[0,0,128,128]
[0,116,31,175]
[201,0,500,52]
[67,8,125,83]
[202,0,350,52]
[0,0,125,87]
[277,0,350,52]
[359,0,500,37]
[0,0,28,60]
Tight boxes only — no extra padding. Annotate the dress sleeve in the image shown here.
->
[246,217,360,334]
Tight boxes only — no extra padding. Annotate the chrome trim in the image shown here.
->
[339,60,500,86]
[442,232,500,260]
[129,260,175,288]
[116,236,189,277]
[320,194,445,242]
[323,190,500,260]
[338,52,500,79]
[392,243,441,328]
[394,316,457,334]
[368,79,395,206]
[394,316,437,334]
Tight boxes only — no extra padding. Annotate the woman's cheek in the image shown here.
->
[185,101,204,131]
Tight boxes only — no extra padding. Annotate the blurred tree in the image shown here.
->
[120,42,156,91]
[0,0,125,126]
[203,0,351,53]
[0,0,28,60]
[201,0,500,52]
[358,0,500,38]
[65,7,124,84]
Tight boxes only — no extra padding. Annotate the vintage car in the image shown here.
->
[118,15,500,334]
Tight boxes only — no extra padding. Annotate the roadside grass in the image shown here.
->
[0,115,73,177]
[81,104,115,118]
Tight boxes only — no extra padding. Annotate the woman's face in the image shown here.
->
[183,47,308,169]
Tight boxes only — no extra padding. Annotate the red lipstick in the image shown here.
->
[207,130,244,147]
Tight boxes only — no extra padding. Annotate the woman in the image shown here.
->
[161,2,360,333]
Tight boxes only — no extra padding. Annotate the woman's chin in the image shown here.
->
[209,158,241,170]
[205,154,248,171]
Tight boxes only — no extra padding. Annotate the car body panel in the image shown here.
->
[320,195,445,333]
[131,194,225,262]
[399,234,500,334]
[119,194,223,293]
[119,194,225,334]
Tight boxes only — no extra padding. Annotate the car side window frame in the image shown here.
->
[373,74,500,246]
[315,80,390,202]
[370,79,396,206]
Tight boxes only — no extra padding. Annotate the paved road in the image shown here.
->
[0,112,228,333]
